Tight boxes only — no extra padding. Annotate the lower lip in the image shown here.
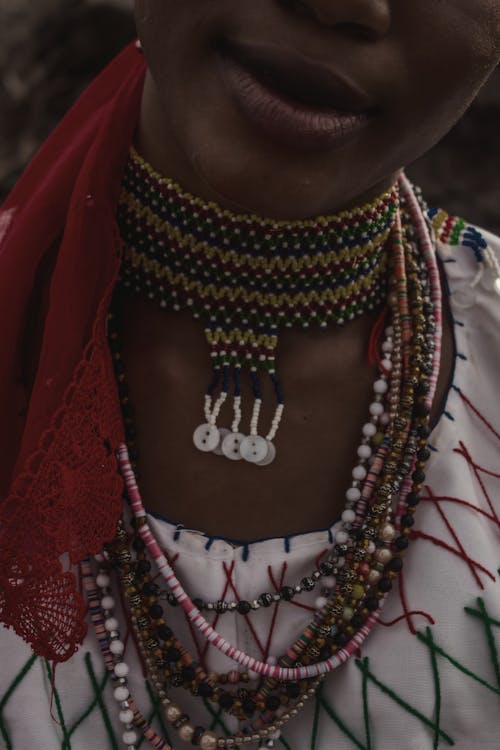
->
[219,52,371,151]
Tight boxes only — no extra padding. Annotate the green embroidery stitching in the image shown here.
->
[464,598,500,690]
[0,653,37,750]
[355,658,455,746]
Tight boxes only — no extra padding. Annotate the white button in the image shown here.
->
[193,424,220,452]
[222,432,245,461]
[257,441,276,467]
[213,428,230,455]
[240,435,269,464]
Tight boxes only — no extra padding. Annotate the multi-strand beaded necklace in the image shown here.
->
[117,147,399,465]
[83,162,442,750]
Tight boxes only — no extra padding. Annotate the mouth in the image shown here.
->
[217,38,378,151]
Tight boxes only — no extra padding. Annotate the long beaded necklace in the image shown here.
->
[117,148,400,465]
[88,169,441,749]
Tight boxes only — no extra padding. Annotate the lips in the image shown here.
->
[217,38,377,151]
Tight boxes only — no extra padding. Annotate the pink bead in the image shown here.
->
[228,670,240,684]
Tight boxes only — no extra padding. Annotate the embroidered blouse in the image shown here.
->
[0,225,499,750]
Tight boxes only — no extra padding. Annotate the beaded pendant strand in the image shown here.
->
[117,148,399,465]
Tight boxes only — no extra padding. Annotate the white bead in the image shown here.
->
[105,618,119,632]
[381,359,393,371]
[379,412,390,426]
[367,541,376,554]
[362,422,377,438]
[114,662,130,678]
[248,670,259,680]
[119,709,134,724]
[382,340,393,353]
[335,530,349,544]
[352,465,367,481]
[193,423,220,452]
[96,573,110,588]
[373,379,388,395]
[101,596,115,611]
[114,686,130,702]
[315,596,328,609]
[346,487,361,502]
[109,639,124,655]
[357,444,372,460]
[222,432,245,461]
[323,576,336,589]
[341,509,356,523]
[123,730,138,745]
[369,402,384,417]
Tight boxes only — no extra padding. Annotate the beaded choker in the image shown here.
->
[117,148,399,465]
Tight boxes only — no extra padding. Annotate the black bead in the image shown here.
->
[167,593,178,606]
[335,543,349,555]
[157,624,173,641]
[219,693,234,710]
[394,535,409,550]
[192,727,205,745]
[237,600,252,615]
[136,559,151,576]
[417,424,431,439]
[132,536,146,552]
[259,593,274,608]
[388,557,403,573]
[301,577,315,592]
[198,682,214,698]
[265,696,281,711]
[417,448,431,462]
[285,682,301,699]
[334,631,349,647]
[406,492,421,507]
[243,699,256,716]
[416,382,430,396]
[366,596,379,612]
[142,581,159,597]
[401,514,415,528]
[215,600,228,614]
[378,577,393,593]
[351,614,365,628]
[166,647,181,663]
[149,604,163,619]
[193,598,204,610]
[319,561,334,576]
[280,586,295,601]
[171,673,184,687]
[412,469,426,484]
[181,666,196,682]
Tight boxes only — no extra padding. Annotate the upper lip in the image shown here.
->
[218,38,376,114]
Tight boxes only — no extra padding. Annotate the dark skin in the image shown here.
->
[119,0,500,540]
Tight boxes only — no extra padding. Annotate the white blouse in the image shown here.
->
[1,225,499,750]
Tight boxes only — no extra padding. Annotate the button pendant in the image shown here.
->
[240,435,269,464]
[257,440,276,467]
[193,424,220,452]
[222,432,245,461]
[213,428,230,456]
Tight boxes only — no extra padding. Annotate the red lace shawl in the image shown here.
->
[0,43,147,662]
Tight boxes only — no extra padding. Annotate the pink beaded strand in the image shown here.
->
[118,444,384,681]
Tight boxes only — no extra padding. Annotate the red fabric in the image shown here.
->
[0,43,147,662]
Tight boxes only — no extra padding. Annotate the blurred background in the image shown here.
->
[1,0,499,232]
